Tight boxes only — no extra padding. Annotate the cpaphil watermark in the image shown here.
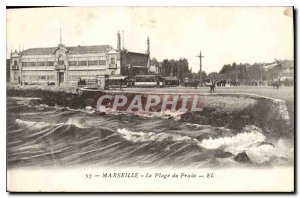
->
[95,94,204,113]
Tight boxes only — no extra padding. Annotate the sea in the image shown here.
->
[7,97,294,169]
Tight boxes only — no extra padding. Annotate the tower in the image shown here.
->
[60,28,62,44]
[146,37,150,71]
[147,36,150,55]
[58,28,65,48]
[117,31,121,51]
[122,30,124,50]
[10,49,20,84]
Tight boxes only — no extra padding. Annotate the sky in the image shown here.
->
[6,7,294,74]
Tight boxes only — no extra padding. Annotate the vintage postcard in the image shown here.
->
[6,6,294,192]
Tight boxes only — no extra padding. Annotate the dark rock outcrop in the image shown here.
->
[234,151,251,163]
[181,97,292,139]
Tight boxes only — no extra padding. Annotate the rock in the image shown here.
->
[215,151,234,158]
[234,151,251,163]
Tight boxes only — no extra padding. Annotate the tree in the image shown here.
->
[150,58,160,67]
[208,72,219,80]
[219,64,232,74]
[162,59,171,76]
[161,58,191,81]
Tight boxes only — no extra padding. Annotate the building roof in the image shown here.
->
[121,49,149,56]
[21,45,112,55]
[127,51,149,57]
[68,45,111,54]
[22,47,57,55]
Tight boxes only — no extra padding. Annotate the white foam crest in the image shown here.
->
[16,117,87,130]
[117,128,192,143]
[105,110,184,121]
[199,125,265,151]
[65,118,87,129]
[15,119,51,129]
[199,130,265,152]
[85,106,96,114]
[64,106,96,115]
[37,104,49,108]
[182,123,233,133]
[198,125,294,164]
[241,138,294,164]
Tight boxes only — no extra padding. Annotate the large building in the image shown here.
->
[264,59,294,82]
[9,31,151,85]
[120,34,150,76]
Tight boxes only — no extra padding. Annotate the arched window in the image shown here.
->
[111,58,115,64]
[58,55,64,65]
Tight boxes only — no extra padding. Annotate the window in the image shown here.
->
[58,60,64,65]
[13,60,17,66]
[78,61,87,66]
[45,75,54,80]
[58,55,65,65]
[88,60,98,66]
[37,62,46,66]
[111,58,115,64]
[99,60,106,65]
[46,61,54,66]
[22,62,36,67]
[69,61,78,66]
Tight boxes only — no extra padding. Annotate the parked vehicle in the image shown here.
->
[134,75,165,87]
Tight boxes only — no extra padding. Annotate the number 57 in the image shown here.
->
[86,174,92,179]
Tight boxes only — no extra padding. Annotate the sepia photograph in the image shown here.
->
[6,6,294,192]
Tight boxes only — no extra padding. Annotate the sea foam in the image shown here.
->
[117,128,193,143]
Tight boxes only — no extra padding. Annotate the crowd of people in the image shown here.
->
[76,76,293,93]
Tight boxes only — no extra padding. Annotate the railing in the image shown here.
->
[55,65,66,70]
[11,65,19,70]
[109,64,117,69]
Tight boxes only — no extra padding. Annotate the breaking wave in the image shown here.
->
[198,125,293,164]
[199,125,265,153]
[15,118,86,130]
[117,128,193,143]
[7,97,294,168]
[15,119,51,130]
